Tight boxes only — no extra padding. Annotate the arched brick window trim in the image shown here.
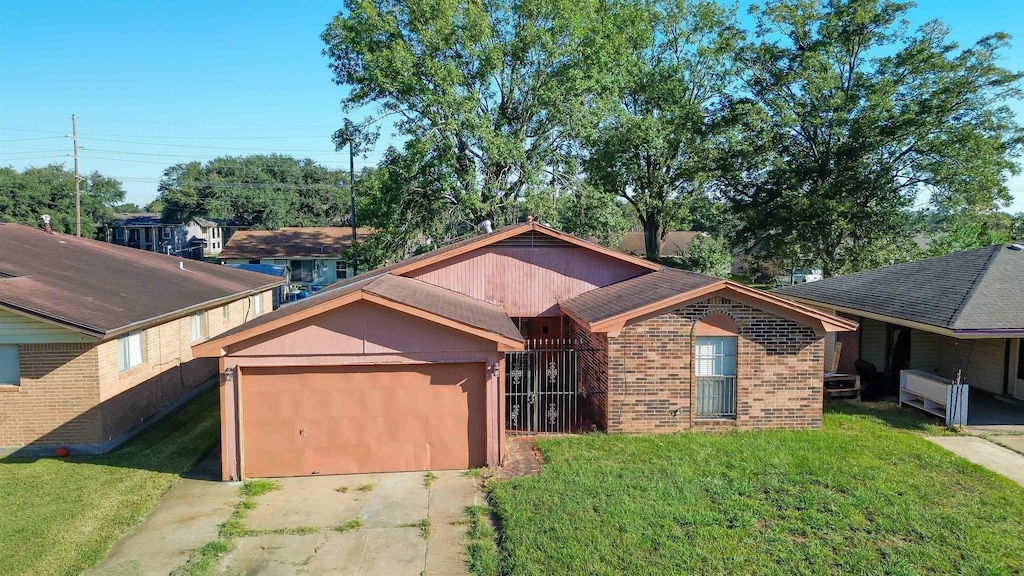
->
[692,311,739,336]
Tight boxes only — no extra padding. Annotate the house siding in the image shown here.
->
[860,318,887,369]
[605,296,824,434]
[405,246,648,317]
[0,308,92,344]
[0,290,273,454]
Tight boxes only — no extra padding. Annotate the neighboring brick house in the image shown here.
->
[0,223,284,455]
[192,222,854,481]
[218,227,374,290]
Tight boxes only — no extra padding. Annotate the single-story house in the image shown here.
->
[194,222,855,480]
[0,222,284,455]
[104,213,226,258]
[218,227,374,290]
[775,244,1024,413]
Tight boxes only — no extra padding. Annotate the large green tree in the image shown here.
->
[156,155,351,229]
[585,0,742,259]
[322,0,626,232]
[0,164,125,238]
[722,0,1023,276]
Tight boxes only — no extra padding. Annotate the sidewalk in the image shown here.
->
[926,436,1024,487]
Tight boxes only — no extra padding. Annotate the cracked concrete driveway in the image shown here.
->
[90,466,486,576]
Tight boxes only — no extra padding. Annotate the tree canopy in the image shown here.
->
[0,164,125,238]
[721,0,1023,276]
[155,155,351,229]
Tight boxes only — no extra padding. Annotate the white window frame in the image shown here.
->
[250,294,262,316]
[190,312,207,342]
[118,331,144,371]
[222,304,230,320]
[0,344,20,385]
[695,336,738,419]
[162,227,171,239]
[336,261,349,280]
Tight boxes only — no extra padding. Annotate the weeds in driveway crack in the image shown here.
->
[335,485,349,493]
[333,518,364,533]
[357,483,374,492]
[424,471,439,488]
[402,517,432,539]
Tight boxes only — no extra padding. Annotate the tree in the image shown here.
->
[675,234,733,277]
[0,164,125,238]
[722,0,1023,277]
[585,0,742,259]
[322,0,625,233]
[111,202,142,213]
[926,208,1014,256]
[156,155,351,229]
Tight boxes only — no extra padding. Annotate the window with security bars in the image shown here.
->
[695,336,737,418]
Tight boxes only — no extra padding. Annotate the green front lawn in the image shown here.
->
[0,389,220,576]
[486,403,1024,575]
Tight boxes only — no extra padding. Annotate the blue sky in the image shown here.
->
[1,0,1023,212]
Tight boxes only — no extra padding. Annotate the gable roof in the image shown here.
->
[111,213,217,228]
[192,273,524,356]
[218,227,375,259]
[385,222,661,276]
[774,244,1024,335]
[618,231,704,257]
[561,267,857,336]
[0,223,285,338]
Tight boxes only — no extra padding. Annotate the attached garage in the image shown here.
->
[194,273,524,481]
[239,363,487,478]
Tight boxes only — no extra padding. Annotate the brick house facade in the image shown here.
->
[0,291,273,454]
[598,296,824,433]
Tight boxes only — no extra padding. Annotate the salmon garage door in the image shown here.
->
[240,363,487,478]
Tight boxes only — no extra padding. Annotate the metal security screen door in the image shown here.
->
[695,336,738,418]
[505,339,588,433]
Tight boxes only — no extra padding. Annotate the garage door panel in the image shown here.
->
[240,363,486,478]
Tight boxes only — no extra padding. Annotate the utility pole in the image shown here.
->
[69,114,81,237]
[346,120,358,273]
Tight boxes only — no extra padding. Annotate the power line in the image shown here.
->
[0,136,66,143]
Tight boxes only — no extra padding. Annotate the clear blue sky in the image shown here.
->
[1,0,1023,212]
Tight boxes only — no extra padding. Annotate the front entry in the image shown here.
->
[239,363,487,478]
[886,324,912,396]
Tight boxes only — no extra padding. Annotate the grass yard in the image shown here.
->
[486,403,1024,575]
[0,388,220,576]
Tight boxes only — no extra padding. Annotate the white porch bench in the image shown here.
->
[898,369,968,426]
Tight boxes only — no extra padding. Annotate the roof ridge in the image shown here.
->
[947,244,1002,327]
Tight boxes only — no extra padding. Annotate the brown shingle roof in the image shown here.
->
[560,267,720,325]
[0,223,285,337]
[218,227,374,259]
[205,273,523,345]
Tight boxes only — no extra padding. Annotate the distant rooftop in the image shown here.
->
[218,227,375,259]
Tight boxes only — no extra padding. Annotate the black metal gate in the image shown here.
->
[505,338,587,434]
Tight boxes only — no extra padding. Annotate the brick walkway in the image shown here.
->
[500,436,544,478]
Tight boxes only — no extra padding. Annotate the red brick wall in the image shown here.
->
[0,343,103,447]
[605,296,824,433]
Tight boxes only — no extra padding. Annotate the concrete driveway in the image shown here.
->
[90,463,486,576]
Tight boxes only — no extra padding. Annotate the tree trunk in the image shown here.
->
[643,217,662,261]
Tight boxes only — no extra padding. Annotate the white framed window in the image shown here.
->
[190,312,207,342]
[336,261,348,280]
[695,336,737,419]
[118,331,144,371]
[0,345,20,385]
[250,294,262,316]
[162,227,171,239]
[222,304,230,320]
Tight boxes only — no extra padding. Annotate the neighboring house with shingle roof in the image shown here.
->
[0,222,285,456]
[103,212,228,258]
[775,244,1024,410]
[192,221,854,481]
[218,227,374,290]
